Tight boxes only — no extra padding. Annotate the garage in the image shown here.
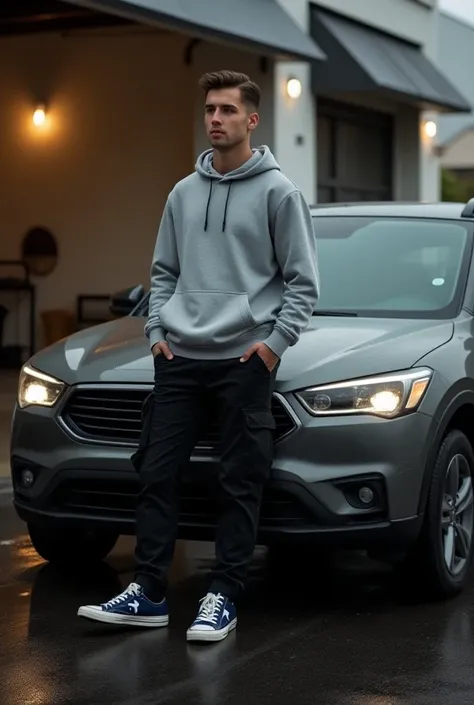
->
[317,99,393,203]
[310,6,470,204]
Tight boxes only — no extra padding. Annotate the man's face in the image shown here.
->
[204,87,258,150]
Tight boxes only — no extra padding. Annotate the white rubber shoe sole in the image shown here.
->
[77,606,169,627]
[186,618,237,642]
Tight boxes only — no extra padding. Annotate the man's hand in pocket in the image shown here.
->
[239,342,279,371]
[151,342,173,360]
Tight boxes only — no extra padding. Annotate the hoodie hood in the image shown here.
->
[195,145,281,231]
[195,145,281,181]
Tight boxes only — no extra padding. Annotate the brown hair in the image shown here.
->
[198,70,261,110]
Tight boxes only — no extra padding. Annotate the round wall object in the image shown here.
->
[21,226,58,276]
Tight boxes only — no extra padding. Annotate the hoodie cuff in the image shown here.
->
[147,327,166,349]
[263,328,292,359]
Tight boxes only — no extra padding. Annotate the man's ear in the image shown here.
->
[248,112,259,131]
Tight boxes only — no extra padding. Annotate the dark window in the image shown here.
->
[317,100,393,203]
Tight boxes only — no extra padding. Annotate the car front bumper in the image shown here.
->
[10,387,433,549]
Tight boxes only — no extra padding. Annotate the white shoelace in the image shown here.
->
[197,593,225,624]
[102,582,141,608]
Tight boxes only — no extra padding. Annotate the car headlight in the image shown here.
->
[294,367,432,419]
[18,364,66,409]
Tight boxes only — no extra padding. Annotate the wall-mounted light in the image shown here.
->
[286,77,302,100]
[424,120,437,139]
[32,104,47,127]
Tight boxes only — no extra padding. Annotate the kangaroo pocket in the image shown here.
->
[160,290,256,347]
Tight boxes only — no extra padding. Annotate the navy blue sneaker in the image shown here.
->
[186,592,237,642]
[77,582,169,627]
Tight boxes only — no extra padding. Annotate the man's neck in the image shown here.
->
[212,144,253,175]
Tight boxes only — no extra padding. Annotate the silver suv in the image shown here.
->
[10,201,474,600]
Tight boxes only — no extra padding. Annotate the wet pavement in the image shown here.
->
[2,499,474,705]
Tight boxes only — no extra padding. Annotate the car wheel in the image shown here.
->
[401,429,474,599]
[27,524,119,567]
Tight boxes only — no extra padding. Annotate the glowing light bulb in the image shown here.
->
[286,78,302,99]
[33,106,46,127]
[424,120,437,138]
[370,390,400,413]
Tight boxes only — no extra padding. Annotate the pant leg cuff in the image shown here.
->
[134,574,165,602]
[208,580,240,602]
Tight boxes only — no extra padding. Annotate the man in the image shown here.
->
[78,70,319,642]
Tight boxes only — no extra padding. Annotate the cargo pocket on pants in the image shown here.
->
[243,410,276,431]
[242,409,276,481]
[130,392,154,472]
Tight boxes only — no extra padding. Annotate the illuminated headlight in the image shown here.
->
[294,368,433,419]
[18,364,66,409]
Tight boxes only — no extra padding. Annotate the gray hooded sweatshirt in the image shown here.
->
[145,145,319,360]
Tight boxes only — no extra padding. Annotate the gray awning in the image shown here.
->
[63,0,326,62]
[310,9,471,113]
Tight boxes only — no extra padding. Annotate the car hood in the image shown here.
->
[28,315,453,389]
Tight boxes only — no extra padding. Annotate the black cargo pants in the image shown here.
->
[131,352,279,601]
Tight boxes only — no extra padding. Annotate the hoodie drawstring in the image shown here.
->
[204,181,213,231]
[222,183,232,232]
[203,181,233,232]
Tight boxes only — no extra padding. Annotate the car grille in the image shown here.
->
[49,478,314,528]
[60,387,296,449]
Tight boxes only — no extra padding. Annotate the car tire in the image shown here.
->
[27,524,119,567]
[400,429,474,599]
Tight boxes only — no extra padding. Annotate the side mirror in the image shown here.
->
[109,285,145,317]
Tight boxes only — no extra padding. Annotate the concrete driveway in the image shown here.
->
[1,506,474,705]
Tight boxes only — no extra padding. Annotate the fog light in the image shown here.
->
[358,486,374,504]
[21,470,35,488]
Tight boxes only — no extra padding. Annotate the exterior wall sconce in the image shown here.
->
[424,120,437,139]
[286,77,302,99]
[33,104,47,127]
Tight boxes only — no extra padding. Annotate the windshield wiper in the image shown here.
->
[312,310,358,317]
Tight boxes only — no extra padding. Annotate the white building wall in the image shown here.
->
[312,0,438,54]
[419,1,442,202]
[438,13,474,164]
[441,130,474,169]
[273,0,316,203]
[438,12,474,144]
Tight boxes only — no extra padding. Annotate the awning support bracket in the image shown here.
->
[184,38,201,65]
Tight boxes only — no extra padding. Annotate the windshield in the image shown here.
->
[133,216,473,320]
[312,216,473,318]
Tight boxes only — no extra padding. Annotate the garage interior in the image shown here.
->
[0,1,139,366]
[0,1,199,369]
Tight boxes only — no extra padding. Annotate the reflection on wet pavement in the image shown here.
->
[1,505,474,705]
